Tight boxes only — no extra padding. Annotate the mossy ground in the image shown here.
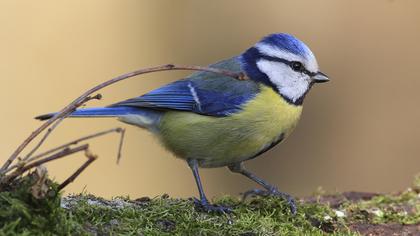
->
[61,194,351,235]
[0,172,82,235]
[0,174,419,235]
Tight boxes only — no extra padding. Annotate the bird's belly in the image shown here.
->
[157,86,303,167]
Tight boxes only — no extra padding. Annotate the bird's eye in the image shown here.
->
[291,61,304,72]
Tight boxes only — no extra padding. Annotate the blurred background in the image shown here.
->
[0,0,419,199]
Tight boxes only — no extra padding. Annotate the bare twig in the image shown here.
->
[4,128,124,174]
[27,127,123,164]
[21,115,66,162]
[4,144,89,184]
[22,94,102,162]
[1,65,245,173]
[58,149,97,190]
[116,128,125,164]
[0,94,101,173]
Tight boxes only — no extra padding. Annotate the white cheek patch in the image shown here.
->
[256,59,311,102]
[255,43,319,73]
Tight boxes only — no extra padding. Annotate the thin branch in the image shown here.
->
[58,149,97,190]
[4,144,89,183]
[19,144,89,175]
[0,94,100,173]
[21,115,65,162]
[116,128,125,164]
[22,94,102,162]
[1,65,245,173]
[4,128,124,174]
[27,127,123,164]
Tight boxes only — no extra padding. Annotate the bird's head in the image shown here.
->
[240,33,329,105]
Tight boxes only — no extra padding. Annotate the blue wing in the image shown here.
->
[109,57,260,117]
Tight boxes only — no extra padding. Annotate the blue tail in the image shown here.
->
[35,107,152,121]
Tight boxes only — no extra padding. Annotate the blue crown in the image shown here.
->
[259,33,311,57]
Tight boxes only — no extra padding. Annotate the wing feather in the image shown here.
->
[109,57,260,117]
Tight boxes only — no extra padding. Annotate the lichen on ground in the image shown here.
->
[0,173,419,235]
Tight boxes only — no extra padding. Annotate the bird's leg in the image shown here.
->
[228,162,297,214]
[187,159,232,213]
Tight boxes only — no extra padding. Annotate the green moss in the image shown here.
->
[1,174,420,235]
[339,182,420,225]
[65,194,353,235]
[0,173,83,235]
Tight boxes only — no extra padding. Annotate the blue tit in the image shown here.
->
[36,33,329,214]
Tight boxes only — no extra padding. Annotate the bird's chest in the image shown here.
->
[229,86,303,154]
[198,86,303,167]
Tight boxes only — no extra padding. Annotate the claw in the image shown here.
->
[191,198,232,214]
[242,188,297,215]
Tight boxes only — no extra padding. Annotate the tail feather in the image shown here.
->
[36,106,162,131]
[35,107,152,121]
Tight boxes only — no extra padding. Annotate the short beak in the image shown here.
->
[312,71,329,83]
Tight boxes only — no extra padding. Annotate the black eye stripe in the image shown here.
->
[260,55,316,77]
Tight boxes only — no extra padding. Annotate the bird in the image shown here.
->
[36,33,329,214]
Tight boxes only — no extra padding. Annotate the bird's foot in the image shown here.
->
[191,198,232,214]
[242,188,297,215]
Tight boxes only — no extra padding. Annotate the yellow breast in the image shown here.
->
[158,84,303,167]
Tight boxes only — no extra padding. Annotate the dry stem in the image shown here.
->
[116,128,125,164]
[58,149,97,190]
[3,144,89,185]
[22,94,103,162]
[5,128,124,174]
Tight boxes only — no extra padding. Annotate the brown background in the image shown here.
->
[0,0,419,199]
